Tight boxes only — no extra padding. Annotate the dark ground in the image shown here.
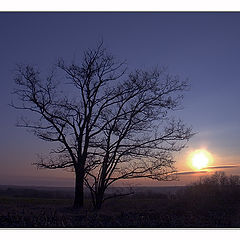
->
[1,184,240,228]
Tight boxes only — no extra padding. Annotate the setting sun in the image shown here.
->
[190,149,213,170]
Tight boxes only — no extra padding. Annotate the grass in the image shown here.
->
[1,193,240,228]
[2,173,240,228]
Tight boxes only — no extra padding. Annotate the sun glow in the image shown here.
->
[190,149,213,170]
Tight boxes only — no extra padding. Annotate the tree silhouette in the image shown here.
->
[83,67,193,209]
[11,42,192,209]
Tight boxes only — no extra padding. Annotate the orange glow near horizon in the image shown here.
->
[189,149,213,171]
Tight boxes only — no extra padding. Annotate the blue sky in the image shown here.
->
[1,12,240,186]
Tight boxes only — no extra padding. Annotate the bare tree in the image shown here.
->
[83,68,193,209]
[11,43,126,208]
[11,43,192,209]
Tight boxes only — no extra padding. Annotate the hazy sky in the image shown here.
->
[1,12,240,187]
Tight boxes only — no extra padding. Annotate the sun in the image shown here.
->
[190,149,212,170]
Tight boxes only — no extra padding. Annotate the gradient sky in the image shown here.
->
[1,12,240,187]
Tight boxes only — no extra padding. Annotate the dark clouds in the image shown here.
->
[175,170,208,175]
[203,165,239,170]
[176,165,240,175]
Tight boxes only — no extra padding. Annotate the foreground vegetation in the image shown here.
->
[1,172,240,228]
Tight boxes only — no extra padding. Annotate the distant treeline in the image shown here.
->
[0,185,185,200]
[0,188,74,199]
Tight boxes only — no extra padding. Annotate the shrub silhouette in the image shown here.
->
[177,171,240,217]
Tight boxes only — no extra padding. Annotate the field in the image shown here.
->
[1,183,240,228]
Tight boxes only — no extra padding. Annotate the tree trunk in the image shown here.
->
[73,171,84,209]
[94,190,104,210]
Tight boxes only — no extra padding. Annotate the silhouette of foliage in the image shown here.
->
[177,171,240,219]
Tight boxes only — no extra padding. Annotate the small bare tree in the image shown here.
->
[83,69,193,209]
[12,43,192,209]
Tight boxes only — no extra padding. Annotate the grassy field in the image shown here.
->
[1,182,240,228]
